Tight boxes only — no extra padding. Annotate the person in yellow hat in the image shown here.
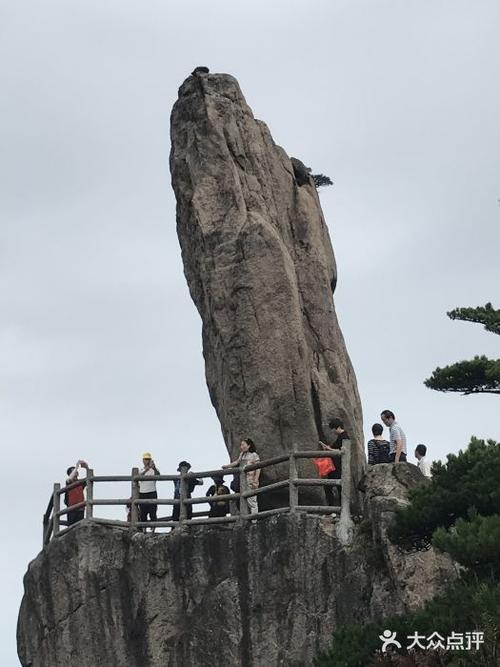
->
[138,452,160,531]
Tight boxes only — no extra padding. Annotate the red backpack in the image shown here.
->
[313,457,336,478]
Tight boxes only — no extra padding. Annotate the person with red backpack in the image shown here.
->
[65,460,89,526]
[319,419,349,506]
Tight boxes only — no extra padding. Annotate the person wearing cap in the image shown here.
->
[172,461,203,522]
[138,452,160,530]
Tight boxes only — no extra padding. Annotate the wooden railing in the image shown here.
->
[43,442,354,547]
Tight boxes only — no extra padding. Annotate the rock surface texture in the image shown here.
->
[18,464,456,667]
[360,463,455,612]
[170,71,364,492]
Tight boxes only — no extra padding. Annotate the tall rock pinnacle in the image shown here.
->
[170,71,364,493]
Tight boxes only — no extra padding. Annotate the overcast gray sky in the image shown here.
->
[1,1,499,663]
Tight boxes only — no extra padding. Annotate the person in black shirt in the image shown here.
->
[319,418,349,506]
[172,461,203,521]
[367,423,390,465]
[207,475,230,517]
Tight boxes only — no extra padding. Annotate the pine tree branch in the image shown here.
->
[447,303,500,336]
[424,356,500,396]
[462,388,500,395]
[312,173,333,189]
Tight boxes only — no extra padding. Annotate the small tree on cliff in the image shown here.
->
[312,173,333,189]
[424,303,500,396]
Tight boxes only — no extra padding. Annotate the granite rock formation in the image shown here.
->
[360,462,456,611]
[17,465,455,667]
[170,71,364,495]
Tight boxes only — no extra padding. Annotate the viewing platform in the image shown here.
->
[43,443,355,548]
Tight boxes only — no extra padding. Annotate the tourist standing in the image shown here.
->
[319,418,349,505]
[172,461,203,521]
[65,459,89,526]
[223,438,260,514]
[138,452,160,530]
[380,410,407,462]
[367,423,390,465]
[415,444,432,478]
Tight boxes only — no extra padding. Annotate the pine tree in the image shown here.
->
[424,303,500,395]
[316,437,500,666]
[312,173,333,189]
[433,514,500,579]
[387,437,500,551]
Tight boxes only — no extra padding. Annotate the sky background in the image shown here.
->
[1,1,499,664]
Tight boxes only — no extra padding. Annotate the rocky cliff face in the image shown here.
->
[18,465,455,667]
[170,71,364,492]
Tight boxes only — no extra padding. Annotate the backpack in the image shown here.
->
[312,457,336,478]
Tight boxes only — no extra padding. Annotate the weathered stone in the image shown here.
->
[170,72,364,500]
[17,465,456,667]
[360,462,457,611]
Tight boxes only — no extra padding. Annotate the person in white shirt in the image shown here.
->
[415,444,432,478]
[381,410,407,463]
[223,438,260,514]
[138,452,160,529]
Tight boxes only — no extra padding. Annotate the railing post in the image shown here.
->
[337,440,354,547]
[52,483,60,536]
[239,464,249,519]
[289,443,298,512]
[179,470,188,523]
[229,496,239,516]
[85,469,94,519]
[130,467,139,530]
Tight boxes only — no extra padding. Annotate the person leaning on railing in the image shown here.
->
[172,461,203,521]
[64,460,89,525]
[223,438,260,514]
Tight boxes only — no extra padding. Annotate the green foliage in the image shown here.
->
[433,514,500,579]
[424,356,500,395]
[387,438,500,551]
[425,303,500,396]
[448,303,500,336]
[312,173,334,188]
[316,581,500,666]
[314,621,383,667]
[316,436,500,666]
